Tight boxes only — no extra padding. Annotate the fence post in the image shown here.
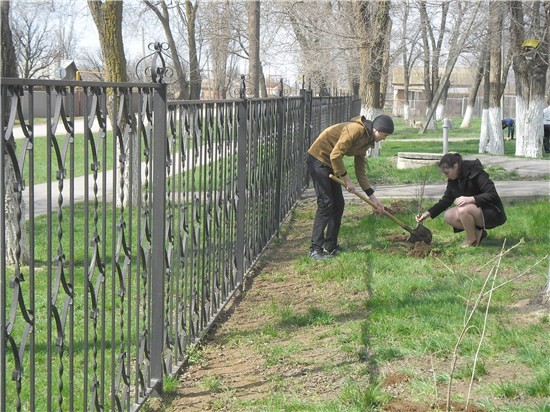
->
[150,83,167,394]
[298,88,307,192]
[0,85,6,412]
[443,117,450,154]
[235,97,247,287]
[274,84,285,229]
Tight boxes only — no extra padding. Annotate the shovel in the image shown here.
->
[329,174,433,244]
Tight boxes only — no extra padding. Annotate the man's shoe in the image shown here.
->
[324,245,343,256]
[309,249,328,260]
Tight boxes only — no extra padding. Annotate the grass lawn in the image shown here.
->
[156,198,550,411]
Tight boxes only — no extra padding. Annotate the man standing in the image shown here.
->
[502,117,515,140]
[306,114,394,259]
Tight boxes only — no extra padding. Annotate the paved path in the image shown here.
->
[302,181,549,201]
[302,155,550,201]
[12,118,111,139]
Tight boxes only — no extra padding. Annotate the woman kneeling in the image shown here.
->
[416,153,506,247]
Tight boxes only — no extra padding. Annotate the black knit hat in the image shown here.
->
[372,115,394,134]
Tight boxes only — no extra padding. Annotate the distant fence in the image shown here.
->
[389,95,517,120]
[1,77,359,411]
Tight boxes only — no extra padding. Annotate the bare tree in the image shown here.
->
[2,0,30,265]
[12,1,61,79]
[143,0,191,99]
[287,1,337,96]
[55,10,78,61]
[420,1,482,134]
[418,0,449,130]
[78,47,105,81]
[509,0,549,158]
[395,0,422,121]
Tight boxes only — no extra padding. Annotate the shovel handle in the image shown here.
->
[328,174,414,233]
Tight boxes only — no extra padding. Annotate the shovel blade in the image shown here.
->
[406,224,433,244]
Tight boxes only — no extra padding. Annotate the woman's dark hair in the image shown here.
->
[438,152,462,169]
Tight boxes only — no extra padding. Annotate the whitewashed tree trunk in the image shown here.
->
[436,103,445,121]
[425,106,437,130]
[4,155,30,265]
[509,1,548,158]
[403,103,410,122]
[461,105,475,128]
[479,109,490,153]
[515,96,545,157]
[488,107,504,155]
[362,106,383,157]
[392,89,399,117]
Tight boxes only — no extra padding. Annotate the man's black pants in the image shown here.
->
[307,154,344,253]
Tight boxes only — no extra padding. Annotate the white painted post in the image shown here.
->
[443,117,450,154]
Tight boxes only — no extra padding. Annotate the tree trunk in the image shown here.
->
[399,1,413,121]
[88,0,127,83]
[358,0,390,111]
[420,1,481,134]
[259,63,267,97]
[488,0,504,155]
[88,0,138,211]
[206,1,231,99]
[379,18,392,109]
[509,1,549,158]
[185,0,201,100]
[461,50,487,128]
[2,0,30,266]
[355,0,391,157]
[479,59,491,153]
[436,79,450,121]
[248,1,260,97]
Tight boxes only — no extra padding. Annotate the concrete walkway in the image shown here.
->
[302,155,550,201]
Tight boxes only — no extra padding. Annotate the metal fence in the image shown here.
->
[1,77,359,411]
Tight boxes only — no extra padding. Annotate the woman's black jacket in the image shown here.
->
[428,159,506,229]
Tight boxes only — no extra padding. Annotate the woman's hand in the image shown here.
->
[416,211,430,223]
[454,196,475,207]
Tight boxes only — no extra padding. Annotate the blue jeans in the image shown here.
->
[307,154,344,252]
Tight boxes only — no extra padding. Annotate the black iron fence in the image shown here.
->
[1,77,359,411]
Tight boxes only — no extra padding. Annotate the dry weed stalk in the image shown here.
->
[446,240,521,411]
[445,239,546,411]
[481,254,548,297]
[414,168,431,217]
[542,256,550,305]
[465,243,502,409]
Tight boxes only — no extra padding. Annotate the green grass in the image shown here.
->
[226,199,549,411]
